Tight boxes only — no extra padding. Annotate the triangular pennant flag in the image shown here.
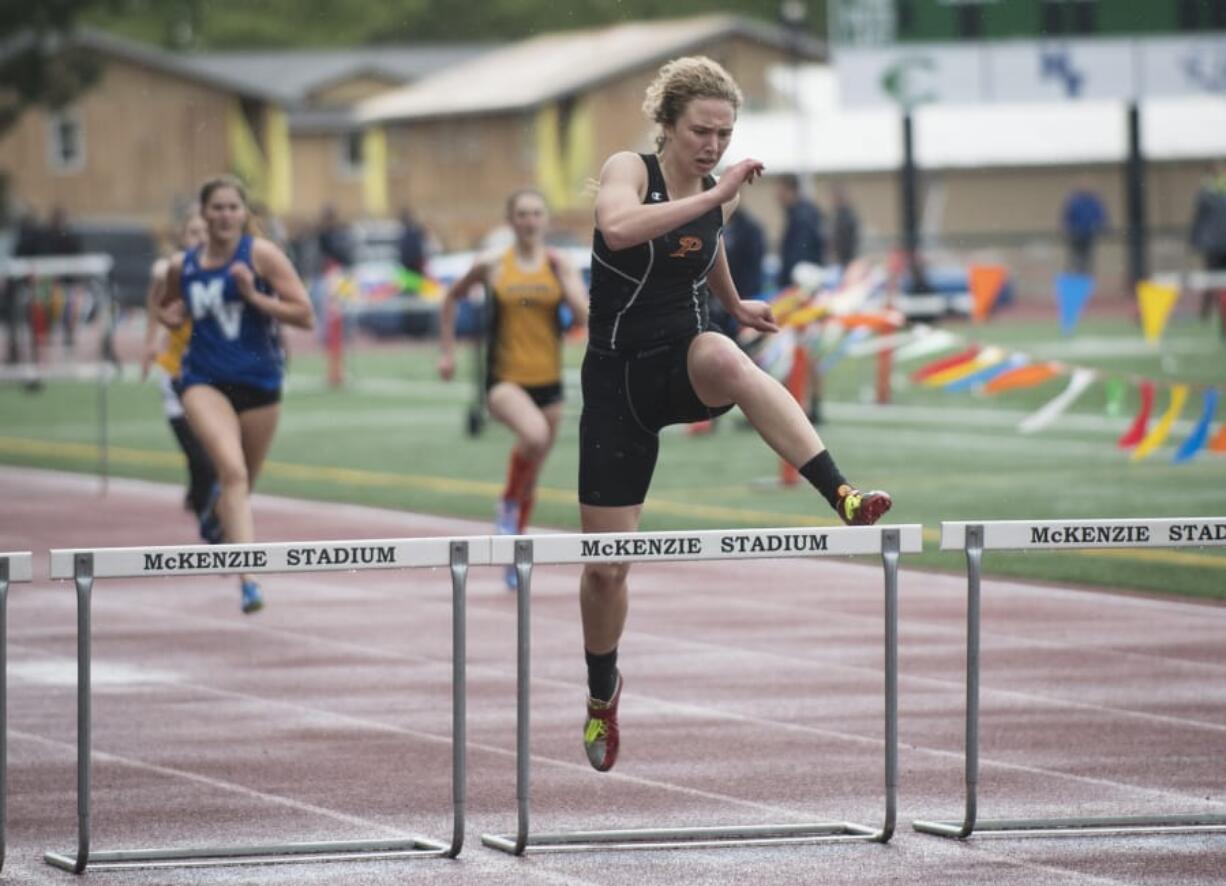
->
[1137,279,1179,345]
[944,354,1029,393]
[924,346,1006,388]
[1173,388,1220,464]
[1054,273,1095,336]
[756,326,796,382]
[784,302,828,328]
[911,345,981,382]
[983,362,1062,395]
[1104,378,1127,417]
[1018,368,1097,433]
[847,325,923,358]
[395,265,425,293]
[1117,379,1155,448]
[969,264,1008,324]
[893,328,961,363]
[819,326,872,374]
[1210,422,1226,453]
[1131,385,1189,461]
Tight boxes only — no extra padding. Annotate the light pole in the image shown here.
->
[779,1,810,189]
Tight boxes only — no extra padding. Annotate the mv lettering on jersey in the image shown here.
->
[189,278,244,340]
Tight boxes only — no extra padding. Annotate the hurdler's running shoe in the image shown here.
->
[583,674,622,772]
[835,485,893,526]
[198,483,223,545]
[495,499,520,590]
[240,580,264,614]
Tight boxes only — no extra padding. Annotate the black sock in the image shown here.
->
[585,648,619,702]
[799,450,849,510]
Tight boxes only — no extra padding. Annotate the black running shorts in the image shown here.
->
[578,337,732,507]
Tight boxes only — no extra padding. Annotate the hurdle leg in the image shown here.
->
[913,523,982,839]
[446,541,467,858]
[1,559,8,872]
[46,554,95,873]
[878,528,900,842]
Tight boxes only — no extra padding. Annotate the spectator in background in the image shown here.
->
[1061,181,1107,275]
[831,185,861,268]
[398,206,427,275]
[1190,158,1226,321]
[4,210,41,365]
[775,173,824,288]
[37,207,83,346]
[42,206,81,256]
[718,203,765,336]
[309,205,352,340]
[316,204,353,270]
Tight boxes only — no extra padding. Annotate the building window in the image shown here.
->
[339,130,364,177]
[48,109,85,173]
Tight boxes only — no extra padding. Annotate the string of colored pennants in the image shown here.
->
[902,329,1225,463]
[751,262,1217,461]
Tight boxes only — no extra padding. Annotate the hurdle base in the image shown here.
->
[481,821,884,855]
[43,836,453,873]
[913,813,1226,840]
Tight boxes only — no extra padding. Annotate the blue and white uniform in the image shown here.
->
[179,235,283,392]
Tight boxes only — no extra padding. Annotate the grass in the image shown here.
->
[3,311,1225,599]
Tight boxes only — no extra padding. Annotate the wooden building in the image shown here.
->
[0,30,288,229]
[0,30,482,232]
[359,15,824,249]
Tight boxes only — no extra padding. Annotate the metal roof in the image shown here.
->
[360,15,825,124]
[184,44,488,107]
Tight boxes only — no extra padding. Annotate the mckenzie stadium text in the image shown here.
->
[1029,522,1226,545]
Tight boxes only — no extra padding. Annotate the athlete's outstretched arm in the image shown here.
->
[708,239,777,333]
[141,257,170,379]
[437,255,491,381]
[245,239,315,330]
[595,151,763,251]
[157,254,188,329]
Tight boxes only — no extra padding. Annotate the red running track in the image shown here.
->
[1,466,1224,885]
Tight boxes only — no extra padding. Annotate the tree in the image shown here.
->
[0,0,122,134]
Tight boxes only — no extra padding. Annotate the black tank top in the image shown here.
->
[588,153,723,352]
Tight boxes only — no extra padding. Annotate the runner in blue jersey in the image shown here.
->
[161,176,314,613]
[577,57,892,773]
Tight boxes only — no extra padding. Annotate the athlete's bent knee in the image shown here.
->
[691,337,751,395]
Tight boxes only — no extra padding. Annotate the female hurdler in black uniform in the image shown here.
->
[579,57,892,772]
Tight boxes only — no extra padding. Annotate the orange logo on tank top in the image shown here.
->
[669,236,702,258]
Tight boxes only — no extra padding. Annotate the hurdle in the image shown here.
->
[0,552,33,873]
[481,524,922,854]
[913,517,1226,840]
[42,536,482,872]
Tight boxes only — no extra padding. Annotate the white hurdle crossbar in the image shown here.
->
[480,524,923,854]
[42,536,487,873]
[913,517,1226,840]
[0,552,34,874]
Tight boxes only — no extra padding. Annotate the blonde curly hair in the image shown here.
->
[642,56,743,151]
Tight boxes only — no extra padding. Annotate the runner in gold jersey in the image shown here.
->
[439,189,589,588]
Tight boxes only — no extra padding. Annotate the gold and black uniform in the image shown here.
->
[486,247,564,407]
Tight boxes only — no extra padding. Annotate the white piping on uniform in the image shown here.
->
[592,250,642,285]
[690,226,723,334]
[609,239,654,351]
